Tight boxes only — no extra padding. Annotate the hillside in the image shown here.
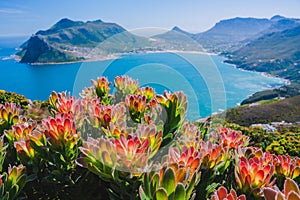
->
[225,25,300,82]
[225,95,300,126]
[17,18,152,63]
[193,17,273,52]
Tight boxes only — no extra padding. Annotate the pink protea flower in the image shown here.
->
[235,153,276,197]
[210,186,246,200]
[114,134,150,172]
[48,91,83,116]
[275,155,300,179]
[178,123,202,150]
[167,146,201,178]
[42,113,80,149]
[89,102,126,136]
[218,128,249,149]
[134,124,162,158]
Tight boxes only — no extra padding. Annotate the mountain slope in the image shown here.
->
[194,17,273,51]
[225,25,300,83]
[17,18,151,63]
[225,95,300,126]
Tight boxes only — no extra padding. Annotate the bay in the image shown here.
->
[0,37,286,120]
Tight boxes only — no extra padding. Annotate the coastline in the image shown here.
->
[12,49,215,65]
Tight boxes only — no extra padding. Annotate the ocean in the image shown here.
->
[0,37,286,120]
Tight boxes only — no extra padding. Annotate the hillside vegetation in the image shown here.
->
[225,95,300,126]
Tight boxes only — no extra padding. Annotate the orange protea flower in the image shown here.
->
[136,86,155,103]
[114,75,139,92]
[114,134,150,173]
[167,146,201,178]
[114,75,139,102]
[178,123,202,150]
[125,94,147,123]
[42,114,80,149]
[14,139,35,161]
[218,128,249,149]
[5,121,36,144]
[135,124,162,158]
[275,155,300,179]
[199,141,230,170]
[91,77,111,98]
[89,102,126,133]
[48,91,83,116]
[0,102,20,127]
[235,153,276,197]
[210,186,246,200]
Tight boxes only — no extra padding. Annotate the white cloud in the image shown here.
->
[0,8,24,14]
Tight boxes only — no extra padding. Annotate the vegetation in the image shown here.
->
[225,123,300,157]
[225,95,300,126]
[241,83,300,105]
[0,75,299,200]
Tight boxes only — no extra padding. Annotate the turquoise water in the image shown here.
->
[0,38,285,120]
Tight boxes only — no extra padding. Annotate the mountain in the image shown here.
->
[152,26,203,51]
[194,17,273,52]
[225,25,300,83]
[17,18,152,63]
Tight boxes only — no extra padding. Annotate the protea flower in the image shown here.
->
[178,123,202,150]
[5,121,36,144]
[14,139,35,162]
[263,178,300,200]
[0,165,27,200]
[114,134,151,173]
[42,113,80,150]
[48,91,76,114]
[114,75,139,102]
[274,155,300,179]
[199,141,230,171]
[0,103,20,132]
[76,137,117,180]
[91,77,112,104]
[235,153,276,197]
[167,146,201,179]
[139,162,200,200]
[125,94,147,123]
[134,124,162,158]
[91,77,110,98]
[77,134,152,199]
[89,102,126,137]
[218,128,249,149]
[210,186,246,200]
[136,86,155,103]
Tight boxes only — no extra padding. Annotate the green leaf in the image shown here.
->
[205,182,220,198]
[154,188,168,200]
[161,168,176,196]
[174,183,186,200]
[8,184,18,200]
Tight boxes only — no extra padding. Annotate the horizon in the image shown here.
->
[1,0,300,37]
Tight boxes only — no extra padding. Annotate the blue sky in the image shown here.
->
[1,0,300,36]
